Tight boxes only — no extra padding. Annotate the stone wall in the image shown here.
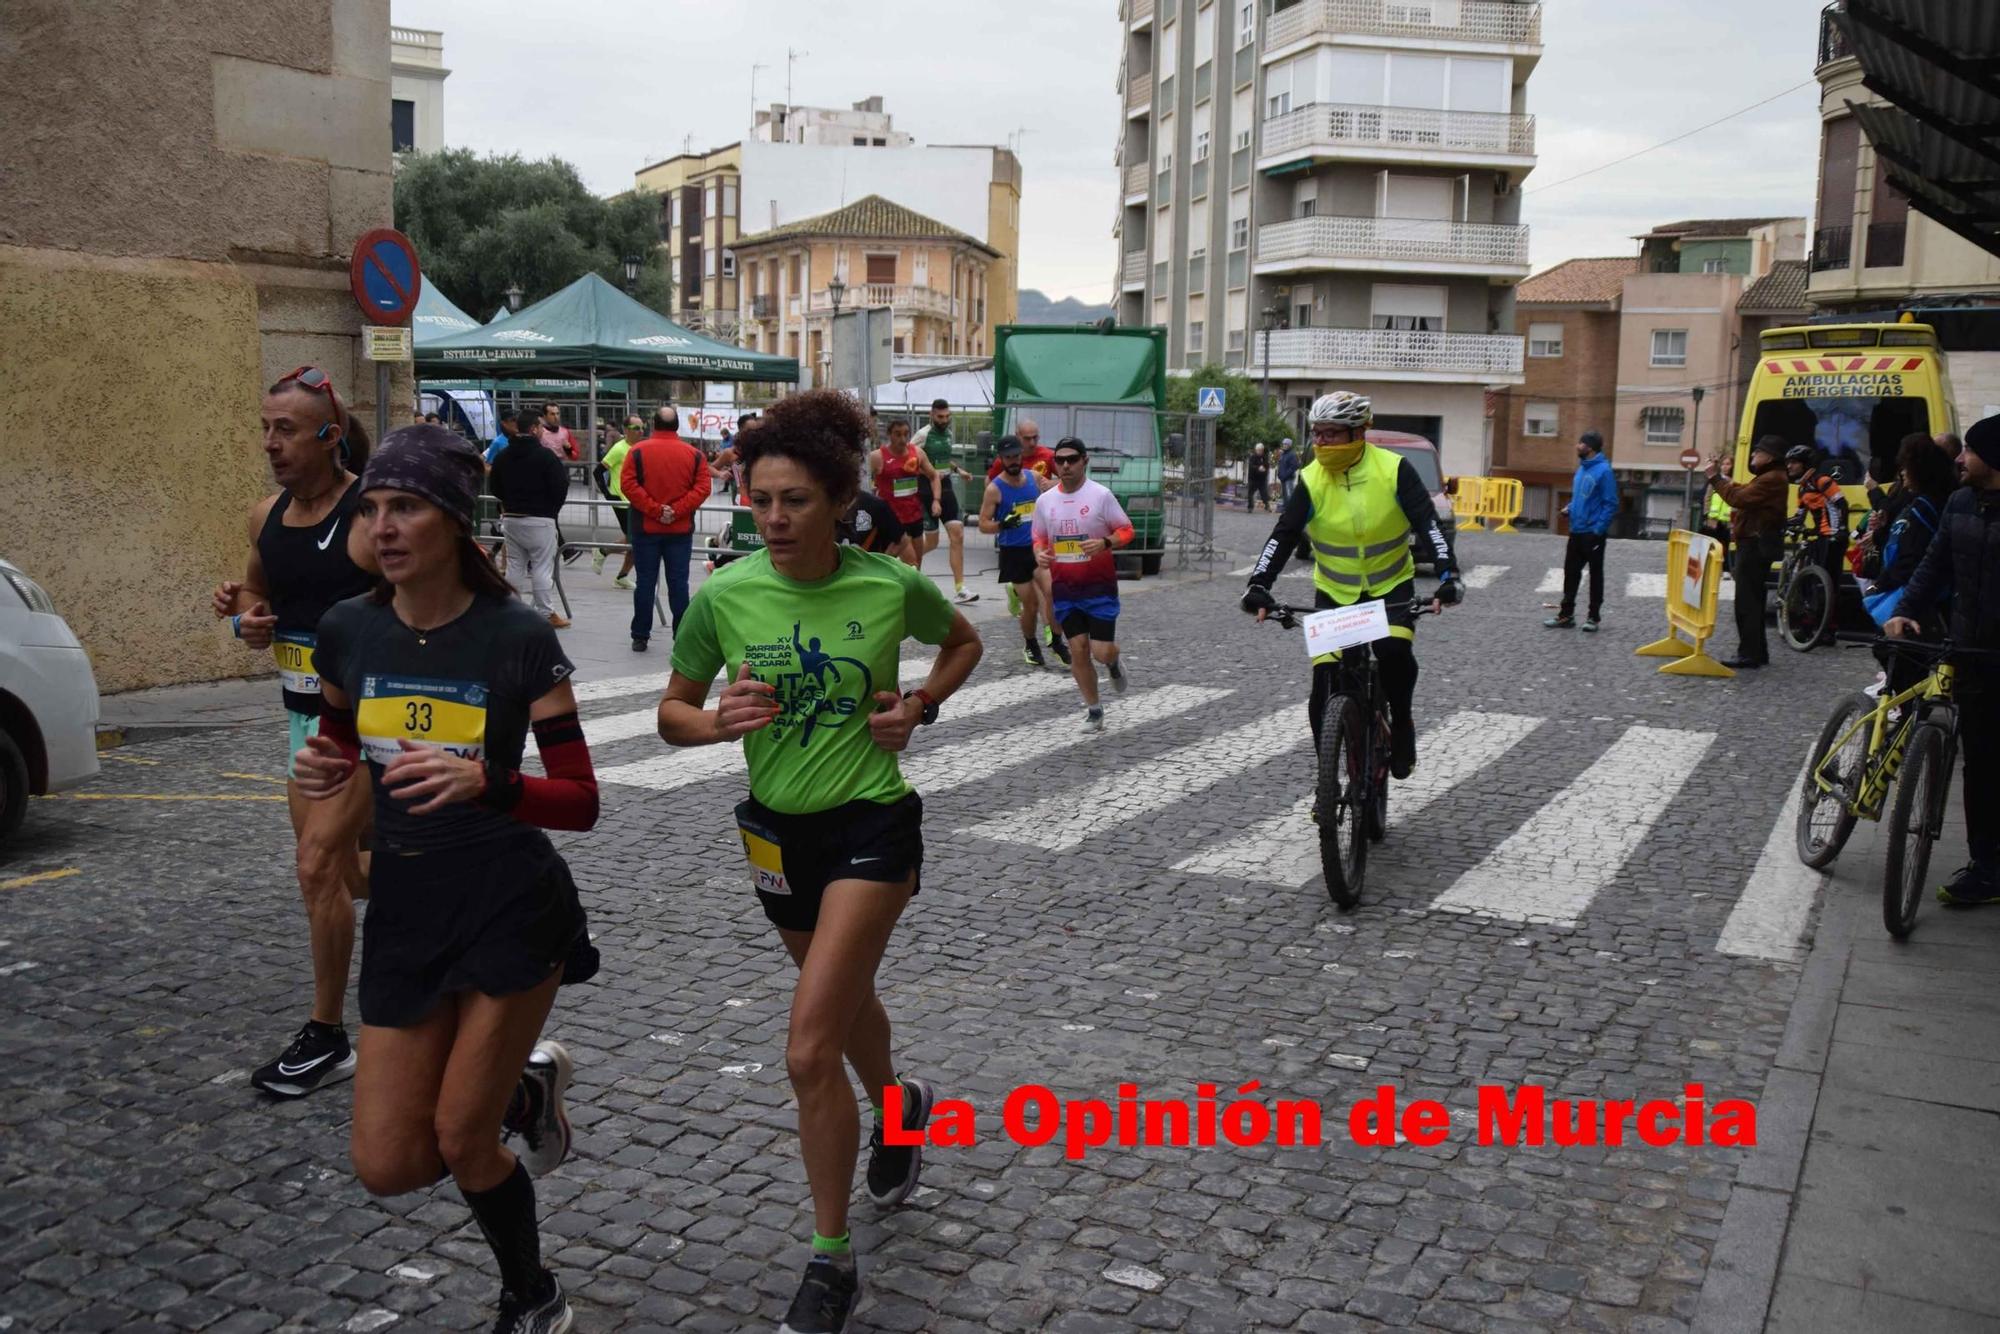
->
[0,0,406,693]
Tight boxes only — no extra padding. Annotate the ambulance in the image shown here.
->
[1731,322,1957,513]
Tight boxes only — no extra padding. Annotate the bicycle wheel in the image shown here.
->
[1779,563,1833,652]
[1365,714,1390,844]
[1794,692,1871,868]
[1317,695,1368,911]
[1883,723,1946,939]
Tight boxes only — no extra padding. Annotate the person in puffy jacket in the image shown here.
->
[1886,414,2000,904]
[1868,433,1956,694]
[1545,430,1618,631]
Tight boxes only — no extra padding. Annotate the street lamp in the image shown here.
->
[622,254,641,292]
[505,282,524,313]
[828,275,846,315]
[1686,384,1707,530]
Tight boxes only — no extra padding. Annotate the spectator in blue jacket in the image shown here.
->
[1276,439,1301,505]
[1546,429,1619,631]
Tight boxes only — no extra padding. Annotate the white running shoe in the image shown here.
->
[508,1041,574,1177]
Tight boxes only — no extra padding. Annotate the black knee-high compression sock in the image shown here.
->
[462,1159,554,1302]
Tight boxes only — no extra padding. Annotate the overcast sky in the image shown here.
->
[392,0,1827,302]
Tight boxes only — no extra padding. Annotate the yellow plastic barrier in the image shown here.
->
[1482,477,1523,534]
[1634,529,1733,678]
[1451,477,1485,531]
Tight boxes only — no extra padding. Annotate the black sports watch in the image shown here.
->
[903,689,939,725]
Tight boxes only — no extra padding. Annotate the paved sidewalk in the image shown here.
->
[1698,772,2000,1332]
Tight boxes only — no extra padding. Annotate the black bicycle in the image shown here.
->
[1257,596,1437,910]
[1776,526,1838,652]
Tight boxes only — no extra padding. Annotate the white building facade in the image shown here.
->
[1113,0,1541,473]
[389,25,447,155]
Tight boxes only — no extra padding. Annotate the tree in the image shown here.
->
[393,149,673,317]
[1165,365,1295,464]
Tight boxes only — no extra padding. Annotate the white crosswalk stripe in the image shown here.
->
[1461,565,1508,590]
[594,671,1072,791]
[964,706,1310,852]
[1716,757,1824,962]
[1537,567,1563,594]
[1172,710,1544,885]
[1627,571,1733,603]
[1429,725,1716,924]
[904,685,1231,794]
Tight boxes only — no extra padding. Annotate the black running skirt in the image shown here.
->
[359,829,598,1028]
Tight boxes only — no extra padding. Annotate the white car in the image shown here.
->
[0,556,100,843]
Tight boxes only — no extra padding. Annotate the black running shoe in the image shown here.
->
[505,1041,573,1177]
[1390,716,1417,781]
[492,1277,572,1334]
[779,1255,861,1334]
[866,1076,934,1207]
[1108,659,1128,694]
[1938,865,2000,907]
[1048,631,1072,665]
[251,1021,355,1098]
[1022,639,1047,668]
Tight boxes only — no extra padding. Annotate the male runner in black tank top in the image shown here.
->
[211,366,379,1098]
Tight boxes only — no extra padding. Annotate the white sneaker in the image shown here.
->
[614,575,635,590]
[591,550,607,575]
[508,1041,574,1177]
[954,586,980,605]
[1085,706,1105,733]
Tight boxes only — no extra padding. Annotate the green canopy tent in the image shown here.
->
[417,271,798,457]
[488,305,510,324]
[412,282,482,345]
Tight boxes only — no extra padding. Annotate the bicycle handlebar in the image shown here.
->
[1831,630,2000,661]
[1264,599,1440,631]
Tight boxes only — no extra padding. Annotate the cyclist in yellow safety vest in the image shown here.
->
[1240,390,1461,780]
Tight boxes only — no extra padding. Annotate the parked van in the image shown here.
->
[1732,322,1956,513]
[1367,429,1458,570]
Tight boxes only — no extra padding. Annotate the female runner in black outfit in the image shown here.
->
[295,426,599,1334]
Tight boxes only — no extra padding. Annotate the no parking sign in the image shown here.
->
[349,227,422,326]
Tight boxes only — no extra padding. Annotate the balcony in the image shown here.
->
[1126,71,1153,116]
[750,293,775,319]
[1124,162,1150,199]
[1266,0,1542,63]
[1259,103,1536,172]
[1126,0,1154,26]
[1253,327,1524,383]
[1255,215,1530,277]
[1122,250,1149,291]
[1817,3,1852,69]
[1811,224,1854,272]
[806,284,958,319]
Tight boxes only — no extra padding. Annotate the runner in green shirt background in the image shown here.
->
[654,389,983,1334]
[592,415,642,589]
[911,397,979,605]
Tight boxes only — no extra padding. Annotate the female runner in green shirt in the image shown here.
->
[655,389,982,1334]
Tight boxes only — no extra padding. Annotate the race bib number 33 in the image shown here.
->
[356,674,488,764]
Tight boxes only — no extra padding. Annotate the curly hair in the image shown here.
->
[1898,430,1958,498]
[736,389,866,505]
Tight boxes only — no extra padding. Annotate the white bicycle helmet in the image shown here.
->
[1309,391,1372,429]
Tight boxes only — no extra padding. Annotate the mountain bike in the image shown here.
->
[1795,636,1988,938]
[1258,596,1437,911]
[1776,527,1837,652]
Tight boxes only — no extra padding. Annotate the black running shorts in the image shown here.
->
[997,545,1038,586]
[733,793,923,932]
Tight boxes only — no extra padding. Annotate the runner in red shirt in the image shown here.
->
[873,419,939,569]
[987,418,1058,491]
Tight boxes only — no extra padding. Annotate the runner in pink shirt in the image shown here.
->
[1032,436,1135,731]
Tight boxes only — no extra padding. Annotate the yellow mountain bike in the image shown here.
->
[1795,637,1966,938]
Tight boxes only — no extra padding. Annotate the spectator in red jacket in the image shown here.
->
[620,405,712,650]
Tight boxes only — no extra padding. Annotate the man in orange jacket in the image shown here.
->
[620,405,712,651]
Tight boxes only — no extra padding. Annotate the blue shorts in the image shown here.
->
[1054,595,1119,642]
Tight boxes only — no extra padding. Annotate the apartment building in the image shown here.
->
[1111,0,1541,475]
[634,100,1020,348]
[1613,219,1804,498]
[734,196,999,386]
[1489,256,1634,528]
[754,95,913,147]
[1810,1,2000,420]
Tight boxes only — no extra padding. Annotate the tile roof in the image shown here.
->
[1640,217,1796,239]
[735,194,999,255]
[1517,256,1639,305]
[1738,259,1811,312]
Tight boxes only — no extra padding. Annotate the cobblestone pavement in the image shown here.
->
[2,529,1880,1332]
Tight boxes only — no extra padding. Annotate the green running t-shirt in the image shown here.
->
[914,422,954,470]
[670,546,957,814]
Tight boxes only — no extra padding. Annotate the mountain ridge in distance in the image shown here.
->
[1014,288,1116,325]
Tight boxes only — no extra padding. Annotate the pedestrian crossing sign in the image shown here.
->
[1198,387,1226,416]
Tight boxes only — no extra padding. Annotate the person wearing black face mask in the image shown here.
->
[1704,436,1789,669]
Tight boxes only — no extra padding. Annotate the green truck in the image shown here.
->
[990,323,1169,575]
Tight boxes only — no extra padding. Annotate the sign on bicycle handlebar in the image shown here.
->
[1302,600,1392,659]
